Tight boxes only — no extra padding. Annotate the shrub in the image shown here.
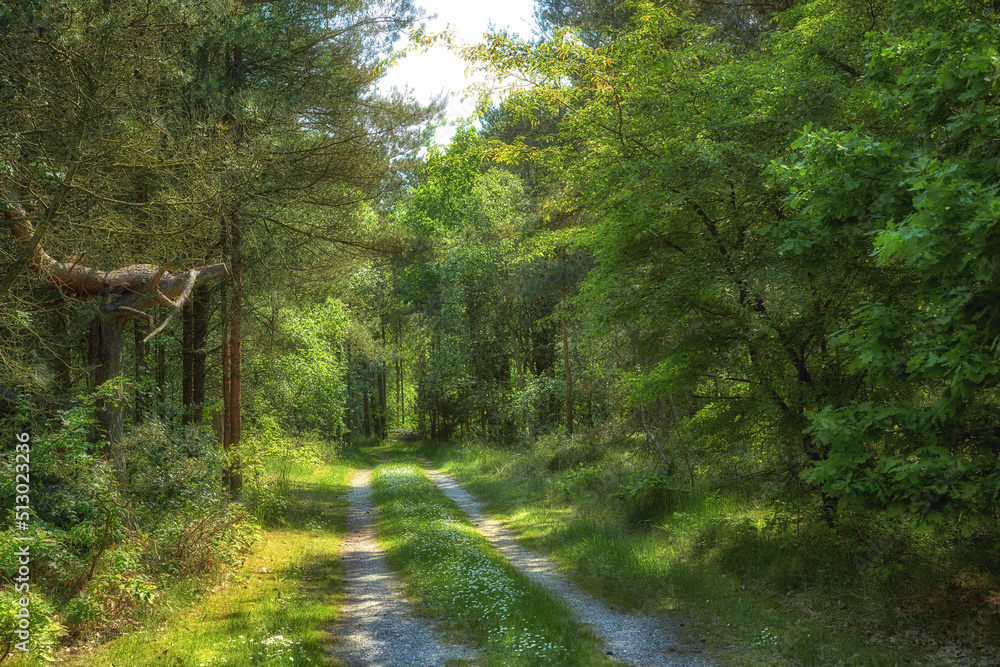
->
[543,436,601,472]
[0,589,64,662]
[616,468,683,526]
[0,399,261,651]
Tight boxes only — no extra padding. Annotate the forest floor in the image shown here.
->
[47,451,365,667]
[35,436,998,666]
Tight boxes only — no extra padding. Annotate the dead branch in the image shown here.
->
[7,202,229,338]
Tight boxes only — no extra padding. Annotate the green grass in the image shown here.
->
[368,455,620,667]
[424,437,1000,667]
[28,445,375,667]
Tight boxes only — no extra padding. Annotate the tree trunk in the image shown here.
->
[220,42,245,494]
[363,388,371,438]
[134,320,149,424]
[221,234,230,446]
[561,246,574,436]
[155,340,166,398]
[223,212,243,494]
[182,299,194,425]
[191,287,208,427]
[90,312,126,479]
[377,367,387,439]
[397,357,403,427]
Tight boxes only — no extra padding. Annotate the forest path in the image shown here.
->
[329,466,478,666]
[421,463,714,667]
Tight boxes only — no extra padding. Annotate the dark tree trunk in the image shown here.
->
[363,389,371,438]
[221,237,230,445]
[397,357,403,427]
[182,299,194,425]
[220,41,245,494]
[222,211,243,494]
[155,340,166,396]
[182,287,209,426]
[191,287,208,426]
[376,324,388,439]
[89,312,126,478]
[134,320,149,424]
[376,367,387,439]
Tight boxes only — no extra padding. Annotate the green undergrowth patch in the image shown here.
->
[369,457,619,667]
[45,442,374,667]
[431,438,999,667]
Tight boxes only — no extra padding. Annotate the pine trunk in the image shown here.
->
[561,246,573,435]
[90,313,126,480]
[134,320,149,424]
[182,299,194,425]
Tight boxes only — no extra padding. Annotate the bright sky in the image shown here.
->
[377,0,538,145]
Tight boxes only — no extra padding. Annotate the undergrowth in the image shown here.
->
[51,439,368,666]
[0,396,360,665]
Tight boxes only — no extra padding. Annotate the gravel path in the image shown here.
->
[329,468,478,666]
[423,465,715,667]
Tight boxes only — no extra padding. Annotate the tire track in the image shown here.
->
[329,467,478,666]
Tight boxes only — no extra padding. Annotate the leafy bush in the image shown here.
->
[555,463,605,499]
[0,589,64,661]
[0,398,262,652]
[543,436,601,472]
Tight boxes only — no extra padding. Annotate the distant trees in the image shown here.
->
[348,126,593,444]
[396,130,529,440]
[250,298,350,435]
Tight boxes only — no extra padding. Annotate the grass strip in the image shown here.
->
[369,459,619,667]
[47,450,369,667]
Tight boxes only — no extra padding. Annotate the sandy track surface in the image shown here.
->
[328,468,478,666]
[423,466,714,667]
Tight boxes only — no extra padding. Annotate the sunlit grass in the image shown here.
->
[369,458,618,667]
[39,446,374,667]
[429,438,967,667]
